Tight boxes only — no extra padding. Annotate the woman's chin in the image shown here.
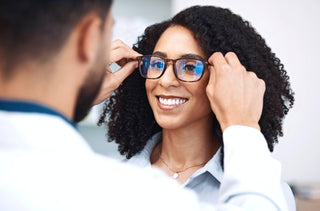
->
[156,119,184,130]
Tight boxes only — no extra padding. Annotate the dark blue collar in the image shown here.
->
[0,99,77,129]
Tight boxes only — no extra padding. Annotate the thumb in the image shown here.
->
[207,65,216,87]
[111,61,138,84]
[208,65,216,83]
[206,66,216,99]
[91,61,139,106]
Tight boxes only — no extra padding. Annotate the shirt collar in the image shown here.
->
[128,132,224,182]
[0,99,76,129]
[192,148,223,183]
[128,132,162,168]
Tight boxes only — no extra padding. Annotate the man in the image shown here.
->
[0,0,287,210]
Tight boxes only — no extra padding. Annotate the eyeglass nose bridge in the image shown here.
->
[162,57,176,68]
[161,58,179,76]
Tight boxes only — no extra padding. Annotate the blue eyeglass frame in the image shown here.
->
[136,55,209,82]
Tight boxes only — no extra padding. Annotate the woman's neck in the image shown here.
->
[154,117,220,170]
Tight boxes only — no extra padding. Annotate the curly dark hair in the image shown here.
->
[98,5,294,162]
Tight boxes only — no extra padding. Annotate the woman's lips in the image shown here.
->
[157,96,188,110]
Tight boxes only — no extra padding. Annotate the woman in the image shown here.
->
[99,5,295,208]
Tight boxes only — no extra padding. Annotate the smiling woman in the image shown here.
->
[98,5,295,208]
[143,26,214,156]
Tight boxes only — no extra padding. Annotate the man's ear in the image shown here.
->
[77,14,102,65]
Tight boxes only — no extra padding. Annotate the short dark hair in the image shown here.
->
[99,6,295,163]
[0,0,113,77]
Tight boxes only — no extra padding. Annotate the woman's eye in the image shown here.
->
[150,61,164,69]
[184,64,196,72]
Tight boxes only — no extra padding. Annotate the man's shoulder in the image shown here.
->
[0,151,200,210]
[0,110,90,152]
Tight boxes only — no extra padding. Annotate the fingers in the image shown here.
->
[224,52,242,67]
[92,61,138,106]
[108,39,140,82]
[208,52,228,71]
[206,51,265,132]
[105,60,138,95]
[92,40,141,105]
[209,52,243,71]
[109,39,141,66]
[111,61,138,84]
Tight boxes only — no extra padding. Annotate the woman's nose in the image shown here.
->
[158,63,180,88]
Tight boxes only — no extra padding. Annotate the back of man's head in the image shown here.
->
[0,0,112,78]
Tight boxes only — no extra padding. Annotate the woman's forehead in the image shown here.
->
[153,25,206,59]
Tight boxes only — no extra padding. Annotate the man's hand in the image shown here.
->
[93,39,141,105]
[206,52,265,132]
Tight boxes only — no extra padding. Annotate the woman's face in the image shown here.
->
[145,25,212,130]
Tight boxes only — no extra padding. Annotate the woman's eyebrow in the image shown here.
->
[152,52,205,60]
[152,51,167,57]
[180,54,205,60]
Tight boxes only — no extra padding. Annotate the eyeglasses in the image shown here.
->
[137,55,208,82]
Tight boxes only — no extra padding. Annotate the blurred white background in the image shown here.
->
[79,0,320,185]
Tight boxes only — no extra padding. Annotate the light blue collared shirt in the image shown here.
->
[127,132,296,210]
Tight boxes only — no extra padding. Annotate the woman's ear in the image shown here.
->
[77,14,102,66]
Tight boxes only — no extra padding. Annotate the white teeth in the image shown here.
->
[159,97,187,106]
